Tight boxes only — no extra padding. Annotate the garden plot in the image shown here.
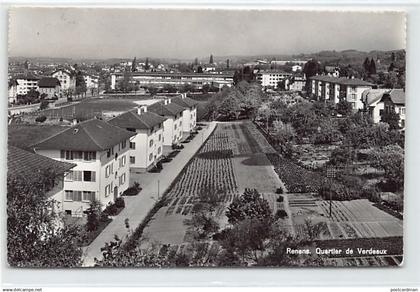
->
[293,144,337,169]
[286,195,403,240]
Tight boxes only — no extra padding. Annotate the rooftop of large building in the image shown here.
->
[148,100,185,117]
[38,77,61,88]
[108,109,166,130]
[171,96,198,109]
[112,71,234,78]
[310,75,374,86]
[362,88,405,106]
[8,145,75,180]
[32,118,135,151]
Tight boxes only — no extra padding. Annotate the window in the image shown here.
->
[158,134,162,141]
[174,124,177,130]
[130,142,136,149]
[84,151,96,161]
[105,164,113,178]
[119,156,126,168]
[400,107,406,115]
[121,140,127,149]
[83,191,95,202]
[119,173,126,186]
[105,185,110,197]
[83,171,96,182]
[158,147,161,154]
[149,153,153,161]
[65,190,73,201]
[66,170,83,181]
[130,156,135,164]
[149,139,154,147]
[65,190,82,201]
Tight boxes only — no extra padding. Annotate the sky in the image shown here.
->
[8,8,406,60]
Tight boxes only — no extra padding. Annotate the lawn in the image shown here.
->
[8,124,70,151]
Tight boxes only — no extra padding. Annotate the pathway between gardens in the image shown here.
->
[82,122,217,266]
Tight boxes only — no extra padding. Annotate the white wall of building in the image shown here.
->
[129,127,164,171]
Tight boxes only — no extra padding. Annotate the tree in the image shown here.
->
[145,58,150,70]
[328,146,354,166]
[381,110,400,130]
[39,100,49,110]
[194,57,198,66]
[363,57,371,73]
[196,66,203,73]
[272,120,295,142]
[85,200,103,232]
[336,100,353,116]
[75,71,87,96]
[369,58,377,75]
[371,145,404,191]
[226,59,230,69]
[131,57,137,72]
[7,170,83,267]
[209,54,214,64]
[303,59,322,90]
[117,70,134,92]
[226,189,272,225]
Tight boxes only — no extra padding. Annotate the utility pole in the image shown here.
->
[157,179,160,199]
[326,166,337,218]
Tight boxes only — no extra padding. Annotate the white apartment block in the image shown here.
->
[256,70,293,89]
[109,106,166,172]
[84,74,99,89]
[172,94,198,134]
[52,69,76,92]
[310,75,373,110]
[32,119,135,217]
[148,99,184,149]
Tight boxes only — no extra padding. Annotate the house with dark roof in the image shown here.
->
[148,98,185,148]
[309,75,374,110]
[32,118,135,217]
[8,145,75,215]
[52,69,76,92]
[171,94,198,134]
[109,106,167,172]
[362,89,406,128]
[38,77,61,99]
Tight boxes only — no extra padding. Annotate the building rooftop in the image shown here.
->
[108,110,166,130]
[387,89,405,105]
[310,75,373,86]
[171,96,198,109]
[112,71,234,78]
[257,70,292,75]
[148,101,185,117]
[32,118,135,151]
[8,145,75,180]
[361,89,390,106]
[38,77,61,88]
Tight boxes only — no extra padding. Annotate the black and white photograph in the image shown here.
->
[6,8,406,268]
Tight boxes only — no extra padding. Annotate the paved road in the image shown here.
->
[82,122,216,266]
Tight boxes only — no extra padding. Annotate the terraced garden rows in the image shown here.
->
[163,126,238,217]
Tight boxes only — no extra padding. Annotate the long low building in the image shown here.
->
[110,71,234,90]
[309,75,374,110]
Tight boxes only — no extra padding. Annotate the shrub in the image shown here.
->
[276,195,284,202]
[103,203,118,216]
[276,209,288,219]
[275,188,284,194]
[39,100,49,110]
[123,182,142,196]
[115,197,125,208]
[35,115,47,123]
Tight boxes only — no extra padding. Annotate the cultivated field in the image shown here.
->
[140,121,283,246]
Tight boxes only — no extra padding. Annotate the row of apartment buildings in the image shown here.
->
[8,69,99,103]
[110,71,234,90]
[255,70,306,91]
[9,95,198,217]
[308,75,406,128]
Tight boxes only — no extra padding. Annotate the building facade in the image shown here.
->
[110,72,234,90]
[38,77,61,99]
[256,70,293,89]
[32,119,135,217]
[171,94,198,134]
[148,99,184,149]
[310,75,373,110]
[52,69,76,92]
[109,106,166,172]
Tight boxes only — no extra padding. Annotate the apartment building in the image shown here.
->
[38,77,61,99]
[256,70,293,89]
[109,106,166,172]
[171,94,198,134]
[52,69,76,92]
[148,99,184,149]
[309,75,373,110]
[32,119,135,217]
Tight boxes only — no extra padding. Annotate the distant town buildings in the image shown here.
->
[256,70,293,89]
[110,72,234,90]
[32,119,135,217]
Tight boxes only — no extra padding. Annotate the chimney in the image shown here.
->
[72,118,78,126]
[137,106,147,115]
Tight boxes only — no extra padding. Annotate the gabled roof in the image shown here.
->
[8,145,75,180]
[148,101,185,117]
[38,77,61,88]
[32,119,135,151]
[14,72,40,81]
[388,89,405,105]
[361,89,389,106]
[108,110,166,130]
[171,96,198,109]
[310,75,373,86]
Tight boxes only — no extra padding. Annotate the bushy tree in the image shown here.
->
[7,170,83,267]
[371,145,404,191]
